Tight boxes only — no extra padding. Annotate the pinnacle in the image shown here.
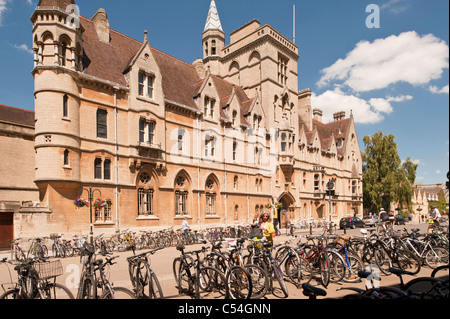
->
[204,0,223,32]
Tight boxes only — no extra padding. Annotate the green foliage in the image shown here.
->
[428,189,448,215]
[362,131,417,214]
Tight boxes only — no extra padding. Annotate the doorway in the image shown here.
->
[0,212,14,250]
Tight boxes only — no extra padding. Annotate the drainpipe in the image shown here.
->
[196,116,201,227]
[113,90,119,233]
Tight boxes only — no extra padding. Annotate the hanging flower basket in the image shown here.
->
[274,202,283,209]
[74,197,89,208]
[265,203,273,209]
[93,198,107,209]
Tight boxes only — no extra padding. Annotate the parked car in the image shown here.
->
[395,215,406,225]
[363,215,379,227]
[339,217,365,229]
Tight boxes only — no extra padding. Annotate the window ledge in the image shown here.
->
[137,215,159,220]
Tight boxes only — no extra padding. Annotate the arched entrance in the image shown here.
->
[276,192,295,228]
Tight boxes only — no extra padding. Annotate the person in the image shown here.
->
[427,206,441,227]
[378,208,389,231]
[259,211,275,243]
[181,216,190,233]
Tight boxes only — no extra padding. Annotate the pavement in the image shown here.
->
[0,222,447,300]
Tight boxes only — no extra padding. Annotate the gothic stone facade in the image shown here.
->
[6,0,363,237]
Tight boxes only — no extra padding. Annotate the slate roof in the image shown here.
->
[78,14,253,118]
[0,104,35,127]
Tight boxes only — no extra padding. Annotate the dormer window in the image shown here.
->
[138,71,154,99]
[232,110,237,126]
[204,96,216,119]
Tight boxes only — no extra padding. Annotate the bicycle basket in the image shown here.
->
[35,259,63,280]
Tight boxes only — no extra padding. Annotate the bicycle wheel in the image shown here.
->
[147,271,164,299]
[403,277,449,299]
[197,266,228,299]
[271,260,288,298]
[395,249,421,275]
[326,250,346,283]
[14,246,26,261]
[343,253,364,283]
[319,252,330,288]
[77,276,96,299]
[244,264,269,299]
[0,289,22,299]
[374,247,392,275]
[102,286,136,299]
[226,265,252,299]
[38,282,74,299]
[425,246,449,269]
[64,243,74,257]
[177,261,198,297]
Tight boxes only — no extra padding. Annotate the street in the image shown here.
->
[0,222,447,300]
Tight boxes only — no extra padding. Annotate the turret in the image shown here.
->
[31,0,83,191]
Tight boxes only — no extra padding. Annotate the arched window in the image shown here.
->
[63,149,69,166]
[174,172,190,216]
[137,171,154,216]
[211,40,216,55]
[63,94,68,118]
[94,158,102,179]
[61,41,67,66]
[205,177,217,216]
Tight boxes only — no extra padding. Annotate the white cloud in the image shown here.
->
[311,88,412,124]
[317,31,449,92]
[13,43,34,55]
[429,84,449,94]
[0,0,8,26]
[381,0,409,14]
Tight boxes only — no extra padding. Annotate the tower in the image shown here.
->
[31,0,84,197]
[202,0,225,75]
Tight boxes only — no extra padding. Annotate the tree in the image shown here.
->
[362,131,417,214]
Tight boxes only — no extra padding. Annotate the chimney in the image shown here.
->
[92,8,110,43]
[333,111,346,121]
[313,108,323,122]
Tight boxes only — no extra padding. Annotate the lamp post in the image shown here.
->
[82,186,101,246]
[326,178,336,234]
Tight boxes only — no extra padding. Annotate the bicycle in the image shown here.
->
[50,233,66,258]
[76,245,135,299]
[295,236,331,288]
[27,237,48,259]
[0,257,74,299]
[227,238,269,299]
[173,244,228,299]
[402,228,449,269]
[247,238,289,298]
[9,238,26,261]
[328,234,364,283]
[274,236,313,287]
[321,220,337,235]
[127,247,164,299]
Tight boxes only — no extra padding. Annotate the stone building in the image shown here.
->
[1,0,363,239]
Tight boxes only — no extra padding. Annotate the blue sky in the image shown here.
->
[0,0,448,185]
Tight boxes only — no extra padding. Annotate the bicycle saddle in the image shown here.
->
[302,283,327,297]
[389,267,414,276]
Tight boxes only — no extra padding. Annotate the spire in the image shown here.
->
[204,0,223,32]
